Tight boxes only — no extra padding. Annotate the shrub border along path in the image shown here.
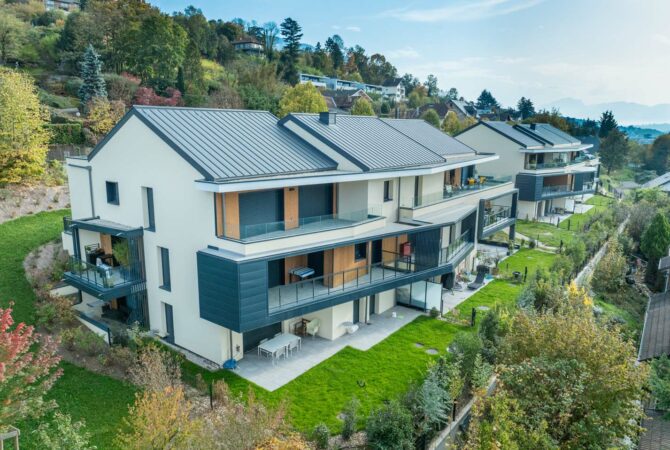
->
[3,211,555,447]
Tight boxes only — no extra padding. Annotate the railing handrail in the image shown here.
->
[67,256,136,288]
[439,230,472,264]
[63,216,73,234]
[403,179,510,208]
[483,205,513,228]
[525,155,589,170]
[230,205,383,240]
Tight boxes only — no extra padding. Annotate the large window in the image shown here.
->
[354,242,367,261]
[142,187,155,231]
[159,247,171,291]
[106,181,119,205]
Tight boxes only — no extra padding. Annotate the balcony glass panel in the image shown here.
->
[483,206,513,229]
[439,230,472,264]
[231,206,383,242]
[403,177,511,208]
[525,155,589,170]
[66,257,137,289]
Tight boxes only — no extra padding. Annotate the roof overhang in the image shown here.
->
[519,143,593,153]
[72,218,144,237]
[194,154,499,193]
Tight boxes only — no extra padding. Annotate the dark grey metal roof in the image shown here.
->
[517,123,581,146]
[479,121,545,148]
[281,114,446,171]
[91,106,337,181]
[381,119,476,156]
[643,172,670,189]
[639,293,670,361]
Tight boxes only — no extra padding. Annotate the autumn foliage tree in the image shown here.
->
[277,82,327,117]
[0,68,51,184]
[0,305,62,430]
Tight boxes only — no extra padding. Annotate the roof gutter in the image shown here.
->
[194,154,500,193]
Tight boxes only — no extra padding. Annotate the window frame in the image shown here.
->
[354,242,368,261]
[383,180,393,202]
[143,187,155,231]
[159,247,171,291]
[106,181,119,205]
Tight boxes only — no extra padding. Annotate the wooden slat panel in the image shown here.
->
[284,187,299,230]
[453,168,462,186]
[100,234,112,254]
[224,192,240,239]
[215,193,224,237]
[284,255,307,283]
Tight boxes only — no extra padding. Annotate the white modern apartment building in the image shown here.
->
[456,121,599,220]
[298,73,405,101]
[61,107,517,367]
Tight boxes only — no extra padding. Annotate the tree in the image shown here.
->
[421,109,440,128]
[446,87,459,100]
[366,401,414,450]
[591,238,627,293]
[35,412,96,450]
[599,129,628,174]
[278,82,327,117]
[598,110,618,138]
[325,36,344,71]
[78,44,107,105]
[524,108,569,132]
[116,386,201,449]
[650,355,670,415]
[0,10,27,64]
[400,73,419,96]
[279,17,302,84]
[0,68,51,184]
[180,39,206,106]
[423,74,438,97]
[351,97,374,116]
[641,213,670,286]
[647,134,670,175]
[517,97,535,120]
[260,21,278,59]
[442,111,462,136]
[85,98,125,139]
[497,284,647,447]
[475,89,499,110]
[0,305,62,429]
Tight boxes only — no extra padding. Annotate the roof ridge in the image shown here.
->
[377,117,449,160]
[132,105,272,114]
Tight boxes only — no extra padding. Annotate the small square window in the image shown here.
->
[106,181,119,205]
[354,242,367,261]
[383,180,393,202]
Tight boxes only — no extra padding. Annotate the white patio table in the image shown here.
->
[258,333,301,364]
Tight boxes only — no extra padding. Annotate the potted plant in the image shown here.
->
[112,240,131,280]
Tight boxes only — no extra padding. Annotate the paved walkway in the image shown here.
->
[234,305,421,391]
[537,201,594,225]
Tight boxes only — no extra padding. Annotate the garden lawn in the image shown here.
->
[558,194,616,231]
[0,211,137,450]
[515,220,576,247]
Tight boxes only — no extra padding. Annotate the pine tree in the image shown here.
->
[78,44,107,105]
[641,213,670,286]
[280,17,303,85]
[517,97,535,120]
[598,110,618,138]
[599,129,628,174]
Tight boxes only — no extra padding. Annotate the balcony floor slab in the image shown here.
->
[234,305,422,391]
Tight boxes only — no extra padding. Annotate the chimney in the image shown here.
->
[319,111,336,125]
[530,123,536,130]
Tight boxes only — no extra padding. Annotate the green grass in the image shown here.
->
[515,220,576,247]
[558,195,616,231]
[0,211,137,450]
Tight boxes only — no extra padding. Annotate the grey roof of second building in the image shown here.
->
[282,114,446,171]
[477,121,546,148]
[639,292,670,361]
[517,123,581,146]
[643,172,670,189]
[381,119,476,156]
[91,106,337,181]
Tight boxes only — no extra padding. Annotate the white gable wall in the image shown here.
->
[456,126,525,178]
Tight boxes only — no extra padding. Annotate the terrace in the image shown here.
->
[402,176,511,209]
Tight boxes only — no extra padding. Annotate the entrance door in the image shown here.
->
[353,299,360,323]
[164,303,174,344]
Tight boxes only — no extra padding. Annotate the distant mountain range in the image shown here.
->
[541,98,670,131]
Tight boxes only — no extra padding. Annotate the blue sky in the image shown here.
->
[154,0,670,108]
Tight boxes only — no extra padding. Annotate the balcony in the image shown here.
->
[525,155,590,170]
[482,206,514,229]
[268,232,474,313]
[541,183,595,199]
[230,206,383,242]
[64,257,142,300]
[403,177,511,209]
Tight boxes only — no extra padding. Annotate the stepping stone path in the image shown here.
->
[476,306,490,311]
[425,348,438,355]
[414,343,424,348]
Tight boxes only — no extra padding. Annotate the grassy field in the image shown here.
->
[558,195,616,231]
[0,211,137,450]
[2,212,558,446]
[515,220,575,247]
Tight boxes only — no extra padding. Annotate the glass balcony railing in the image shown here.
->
[63,216,73,234]
[439,230,472,264]
[403,177,511,208]
[65,257,138,289]
[483,206,513,229]
[541,185,571,196]
[229,206,383,241]
[525,155,590,170]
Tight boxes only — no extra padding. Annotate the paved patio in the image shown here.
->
[234,305,422,391]
[537,198,594,225]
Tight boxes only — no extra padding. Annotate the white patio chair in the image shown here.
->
[258,338,269,357]
[274,346,286,364]
[288,339,300,357]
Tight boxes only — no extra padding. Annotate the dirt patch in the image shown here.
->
[0,184,70,224]
[24,241,66,286]
[329,431,367,449]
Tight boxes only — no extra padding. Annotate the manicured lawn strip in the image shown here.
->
[0,210,70,324]
[0,211,137,450]
[16,362,137,450]
[515,220,575,247]
[558,195,616,231]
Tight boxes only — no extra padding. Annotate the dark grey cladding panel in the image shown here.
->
[238,261,269,330]
[197,251,241,330]
[411,228,441,270]
[515,173,543,201]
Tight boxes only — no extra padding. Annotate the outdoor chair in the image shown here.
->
[258,338,270,357]
[289,339,300,357]
[468,265,490,290]
[275,346,287,363]
[306,319,320,338]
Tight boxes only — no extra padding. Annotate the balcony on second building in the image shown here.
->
[517,172,596,202]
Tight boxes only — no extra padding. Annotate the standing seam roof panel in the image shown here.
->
[381,119,476,156]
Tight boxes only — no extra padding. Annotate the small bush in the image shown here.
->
[529,240,536,249]
[312,423,330,450]
[366,401,414,450]
[109,345,136,371]
[64,77,83,97]
[46,123,86,145]
[448,332,484,384]
[341,396,360,440]
[60,327,108,356]
[429,307,440,318]
[35,294,77,331]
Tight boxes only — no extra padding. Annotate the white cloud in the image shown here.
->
[345,26,361,32]
[381,0,544,23]
[387,46,420,59]
[331,25,340,30]
[653,33,670,47]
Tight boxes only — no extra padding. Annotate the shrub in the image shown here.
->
[35,295,77,331]
[60,326,107,356]
[429,306,440,318]
[128,344,182,391]
[109,345,136,371]
[104,73,139,105]
[46,123,86,145]
[312,423,330,450]
[34,412,95,450]
[64,78,83,98]
[366,401,414,450]
[341,396,360,440]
